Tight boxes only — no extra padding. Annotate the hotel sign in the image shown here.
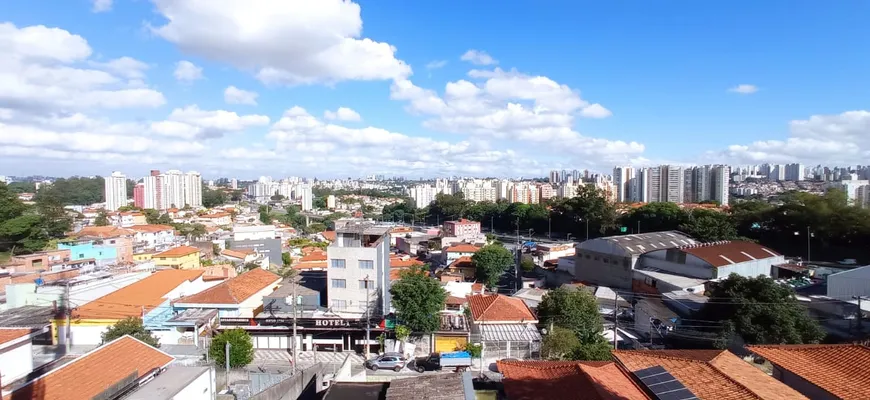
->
[255,317,373,329]
[314,319,351,327]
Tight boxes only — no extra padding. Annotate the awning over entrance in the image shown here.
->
[479,324,541,342]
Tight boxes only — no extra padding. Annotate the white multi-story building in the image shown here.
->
[409,184,437,209]
[457,179,497,202]
[712,165,730,206]
[104,171,127,211]
[327,194,336,209]
[162,170,185,209]
[326,223,391,317]
[662,165,684,203]
[644,167,662,202]
[183,171,202,208]
[300,184,313,211]
[612,166,634,202]
[830,179,870,208]
[509,181,540,204]
[230,178,238,190]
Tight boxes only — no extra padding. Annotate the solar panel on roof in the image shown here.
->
[633,366,699,400]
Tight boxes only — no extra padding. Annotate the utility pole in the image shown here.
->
[292,280,298,370]
[806,226,812,263]
[64,281,71,353]
[365,275,371,358]
[612,292,619,349]
[855,296,868,331]
[225,341,231,389]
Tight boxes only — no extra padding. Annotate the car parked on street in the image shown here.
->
[364,352,407,372]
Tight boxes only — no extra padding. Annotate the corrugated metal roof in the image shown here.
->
[583,230,696,256]
[479,323,542,342]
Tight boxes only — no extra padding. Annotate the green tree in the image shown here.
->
[37,176,105,205]
[270,192,285,201]
[542,326,581,360]
[202,186,228,208]
[389,266,447,332]
[520,257,536,272]
[0,215,48,254]
[101,317,160,348]
[620,202,687,233]
[157,213,173,224]
[304,223,328,234]
[94,210,109,226]
[679,208,738,242]
[471,244,514,288]
[35,188,73,238]
[0,183,27,221]
[537,287,611,361]
[697,274,825,346]
[313,196,327,209]
[143,209,160,224]
[259,211,272,224]
[209,328,254,368]
[281,252,293,266]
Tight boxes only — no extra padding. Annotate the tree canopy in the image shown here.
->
[390,266,447,332]
[202,186,228,208]
[101,317,160,348]
[209,328,254,368]
[0,183,72,255]
[471,244,514,289]
[697,274,825,346]
[537,287,612,361]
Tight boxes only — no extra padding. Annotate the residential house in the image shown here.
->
[748,344,870,400]
[54,269,209,346]
[2,250,71,273]
[153,246,202,270]
[197,212,232,226]
[0,335,178,400]
[294,248,328,272]
[65,225,135,265]
[440,256,475,281]
[173,268,281,318]
[262,278,321,315]
[0,327,46,388]
[128,224,177,251]
[221,248,260,265]
[112,211,147,227]
[467,293,541,364]
[233,225,277,241]
[389,255,425,281]
[443,219,481,240]
[612,349,808,400]
[444,244,480,265]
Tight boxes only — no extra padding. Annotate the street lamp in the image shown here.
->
[578,218,589,241]
[566,233,573,241]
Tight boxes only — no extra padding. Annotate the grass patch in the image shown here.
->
[0,251,10,263]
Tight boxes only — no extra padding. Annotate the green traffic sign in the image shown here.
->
[620,227,627,233]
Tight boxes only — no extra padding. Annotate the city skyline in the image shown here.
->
[1,2,869,178]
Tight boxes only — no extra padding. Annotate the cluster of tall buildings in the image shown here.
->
[407,175,609,208]
[613,165,730,206]
[107,170,203,211]
[246,176,314,210]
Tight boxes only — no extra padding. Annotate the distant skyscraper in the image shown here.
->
[183,171,203,207]
[144,170,164,210]
[612,166,634,202]
[301,184,313,211]
[712,165,730,206]
[231,178,238,190]
[133,183,145,209]
[104,171,127,211]
[785,163,805,181]
[644,167,662,202]
[661,165,684,203]
[549,170,560,184]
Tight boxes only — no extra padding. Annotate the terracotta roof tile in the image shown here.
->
[0,328,33,346]
[175,268,279,305]
[497,360,649,400]
[222,248,255,259]
[300,251,327,262]
[74,269,204,319]
[612,349,807,400]
[154,245,200,258]
[448,256,474,269]
[75,226,134,239]
[200,212,231,218]
[321,231,336,241]
[294,261,327,270]
[390,257,424,268]
[2,336,174,400]
[747,344,870,400]
[128,224,174,233]
[467,294,536,323]
[679,241,781,268]
[445,244,481,253]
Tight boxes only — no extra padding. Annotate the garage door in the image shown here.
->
[435,336,467,353]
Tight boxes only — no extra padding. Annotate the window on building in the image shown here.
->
[331,279,346,289]
[603,258,609,264]
[585,254,591,259]
[594,256,599,261]
[359,280,374,289]
[331,259,346,268]
[359,260,374,269]
[331,300,347,310]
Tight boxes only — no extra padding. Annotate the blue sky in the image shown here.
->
[1,0,869,180]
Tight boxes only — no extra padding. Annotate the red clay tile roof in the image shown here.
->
[200,212,231,218]
[74,269,204,319]
[747,344,870,400]
[294,261,327,270]
[445,244,481,253]
[390,257,425,268]
[497,360,649,400]
[321,231,336,241]
[128,224,174,233]
[75,226,134,239]
[679,241,781,268]
[445,296,468,306]
[467,294,537,322]
[0,328,33,347]
[222,248,255,259]
[175,268,279,305]
[154,245,200,258]
[2,336,174,400]
[300,251,327,262]
[612,349,807,400]
[448,256,474,269]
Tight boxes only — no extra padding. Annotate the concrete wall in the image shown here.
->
[574,249,634,289]
[0,340,33,383]
[171,367,214,400]
[250,363,323,400]
[773,366,836,400]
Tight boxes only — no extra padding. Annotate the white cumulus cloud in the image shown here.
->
[92,0,113,12]
[149,0,411,86]
[728,84,758,94]
[460,50,498,66]
[224,86,259,105]
[174,60,203,82]
[323,107,362,122]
